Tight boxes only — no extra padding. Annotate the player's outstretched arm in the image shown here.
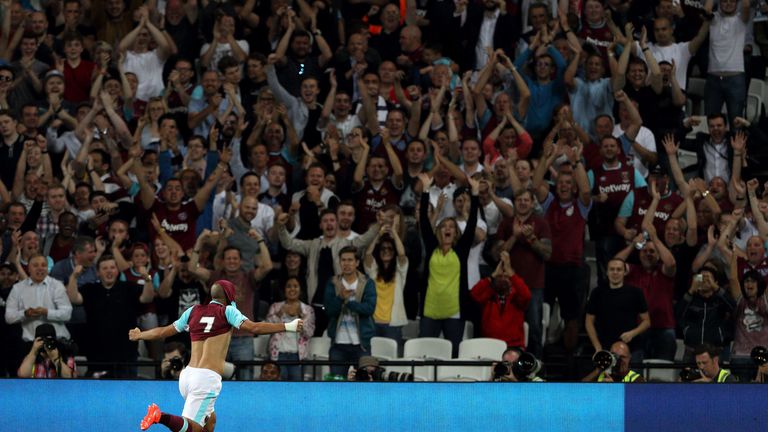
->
[129,324,179,341]
[240,319,304,335]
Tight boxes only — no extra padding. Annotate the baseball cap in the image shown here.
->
[0,262,16,273]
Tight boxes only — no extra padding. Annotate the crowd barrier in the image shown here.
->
[0,379,766,431]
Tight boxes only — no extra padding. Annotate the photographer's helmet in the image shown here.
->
[214,280,238,307]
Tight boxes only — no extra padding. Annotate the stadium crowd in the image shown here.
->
[1,0,768,382]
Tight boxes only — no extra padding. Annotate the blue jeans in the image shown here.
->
[525,288,544,357]
[277,352,303,381]
[227,336,254,381]
[643,328,677,361]
[329,344,366,377]
[705,73,746,124]
[375,323,403,356]
[419,317,464,358]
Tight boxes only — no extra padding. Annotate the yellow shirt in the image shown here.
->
[374,278,396,324]
[424,249,461,319]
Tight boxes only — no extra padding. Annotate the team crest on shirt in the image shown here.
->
[664,203,673,212]
[621,172,630,183]
[599,176,606,181]
[178,212,188,221]
[566,206,574,217]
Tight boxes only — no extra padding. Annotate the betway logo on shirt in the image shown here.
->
[586,37,611,48]
[684,0,704,9]
[638,207,671,221]
[599,183,631,194]
[161,220,189,233]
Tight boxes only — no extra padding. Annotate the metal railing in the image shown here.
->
[50,358,762,382]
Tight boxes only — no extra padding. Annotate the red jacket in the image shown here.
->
[470,275,531,347]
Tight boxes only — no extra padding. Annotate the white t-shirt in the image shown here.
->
[122,50,165,101]
[709,11,748,73]
[647,41,692,90]
[483,197,513,236]
[612,124,657,178]
[336,278,361,345]
[200,40,250,71]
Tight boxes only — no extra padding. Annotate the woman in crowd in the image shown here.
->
[265,277,315,381]
[364,215,408,348]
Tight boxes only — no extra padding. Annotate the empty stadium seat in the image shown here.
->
[253,334,270,359]
[458,338,507,360]
[404,337,453,359]
[437,359,490,381]
[307,336,331,380]
[371,336,399,359]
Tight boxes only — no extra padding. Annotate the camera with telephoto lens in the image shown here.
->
[169,356,185,372]
[593,350,619,374]
[43,336,57,351]
[751,346,768,366]
[512,352,542,381]
[679,367,703,382]
[493,353,543,381]
[355,367,414,382]
[493,361,513,380]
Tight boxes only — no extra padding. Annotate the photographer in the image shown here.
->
[491,348,545,382]
[582,341,644,382]
[17,324,76,378]
[346,355,413,381]
[160,342,188,380]
[347,356,380,381]
[676,264,735,361]
[754,346,768,383]
[690,343,737,383]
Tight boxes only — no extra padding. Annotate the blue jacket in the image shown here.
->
[324,272,377,351]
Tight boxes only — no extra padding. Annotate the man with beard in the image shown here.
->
[336,201,358,240]
[494,189,552,357]
[188,70,224,138]
[615,222,677,361]
[533,144,592,357]
[66,255,155,378]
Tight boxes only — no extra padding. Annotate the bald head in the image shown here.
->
[610,341,630,357]
[400,25,422,52]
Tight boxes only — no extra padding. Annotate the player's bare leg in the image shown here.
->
[203,412,217,432]
[140,404,205,432]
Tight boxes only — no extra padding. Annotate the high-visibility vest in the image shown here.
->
[715,369,732,383]
[598,370,641,382]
